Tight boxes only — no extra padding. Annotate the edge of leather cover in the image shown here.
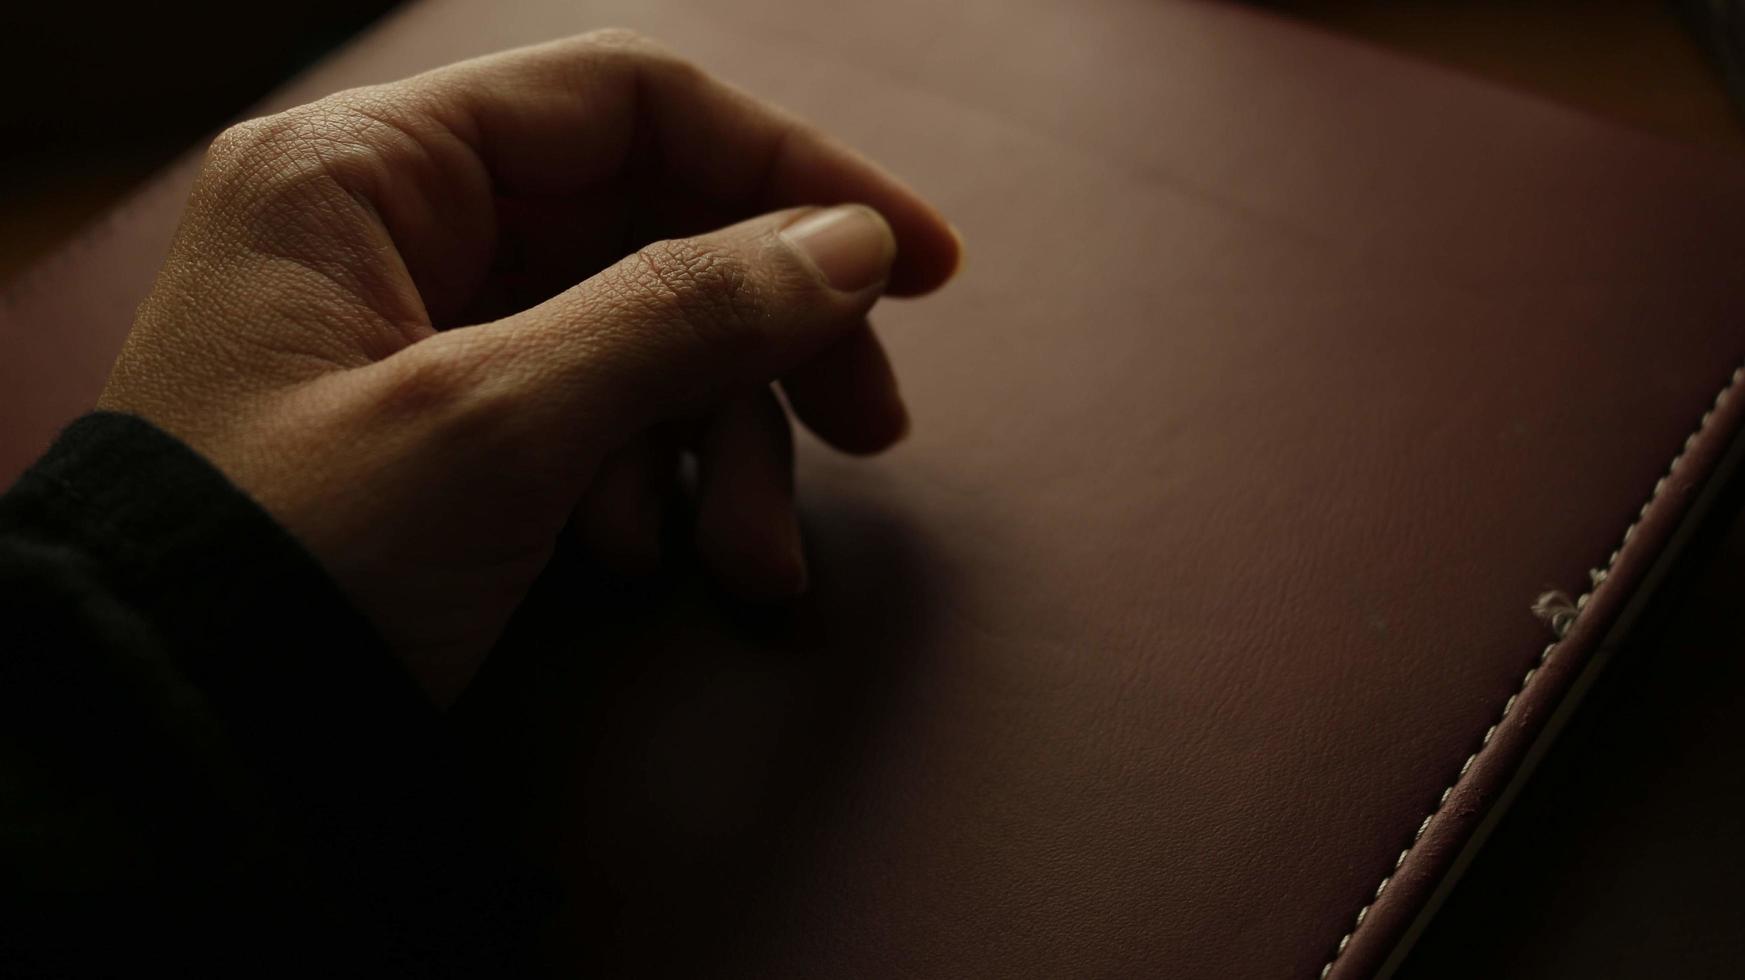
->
[1322,362,1745,979]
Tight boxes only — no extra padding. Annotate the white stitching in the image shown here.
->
[1316,364,1744,979]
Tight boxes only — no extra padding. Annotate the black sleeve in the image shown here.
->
[0,413,552,978]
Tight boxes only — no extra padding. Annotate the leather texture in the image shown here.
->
[1399,494,1745,976]
[5,1,1745,976]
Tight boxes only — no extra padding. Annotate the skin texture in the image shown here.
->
[96,30,961,703]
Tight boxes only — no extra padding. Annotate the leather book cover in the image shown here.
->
[4,1,1745,976]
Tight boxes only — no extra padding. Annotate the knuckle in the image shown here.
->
[620,238,766,354]
[579,26,651,50]
[202,115,303,189]
[207,111,303,156]
[199,115,313,216]
[198,99,401,211]
[579,27,697,80]
[205,108,325,171]
[203,118,267,165]
[372,343,482,422]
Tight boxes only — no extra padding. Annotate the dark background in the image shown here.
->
[0,0,402,278]
[3,1,1744,283]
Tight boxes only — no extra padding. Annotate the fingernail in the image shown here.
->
[780,205,894,292]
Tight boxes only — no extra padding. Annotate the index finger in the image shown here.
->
[388,29,961,296]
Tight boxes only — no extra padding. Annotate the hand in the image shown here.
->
[97,30,960,703]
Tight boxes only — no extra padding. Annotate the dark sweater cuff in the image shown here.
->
[6,411,549,972]
[14,412,440,780]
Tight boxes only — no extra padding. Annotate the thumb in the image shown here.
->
[477,204,895,433]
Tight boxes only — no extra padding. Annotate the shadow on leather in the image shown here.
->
[452,492,939,974]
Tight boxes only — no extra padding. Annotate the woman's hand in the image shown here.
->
[97,30,960,703]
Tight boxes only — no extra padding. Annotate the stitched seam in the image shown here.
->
[1317,363,1745,979]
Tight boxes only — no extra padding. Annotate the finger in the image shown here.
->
[575,435,676,577]
[780,323,909,455]
[463,204,896,441]
[319,30,959,301]
[693,389,806,598]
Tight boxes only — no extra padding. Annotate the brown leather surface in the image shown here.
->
[5,1,1745,976]
[1399,493,1745,977]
